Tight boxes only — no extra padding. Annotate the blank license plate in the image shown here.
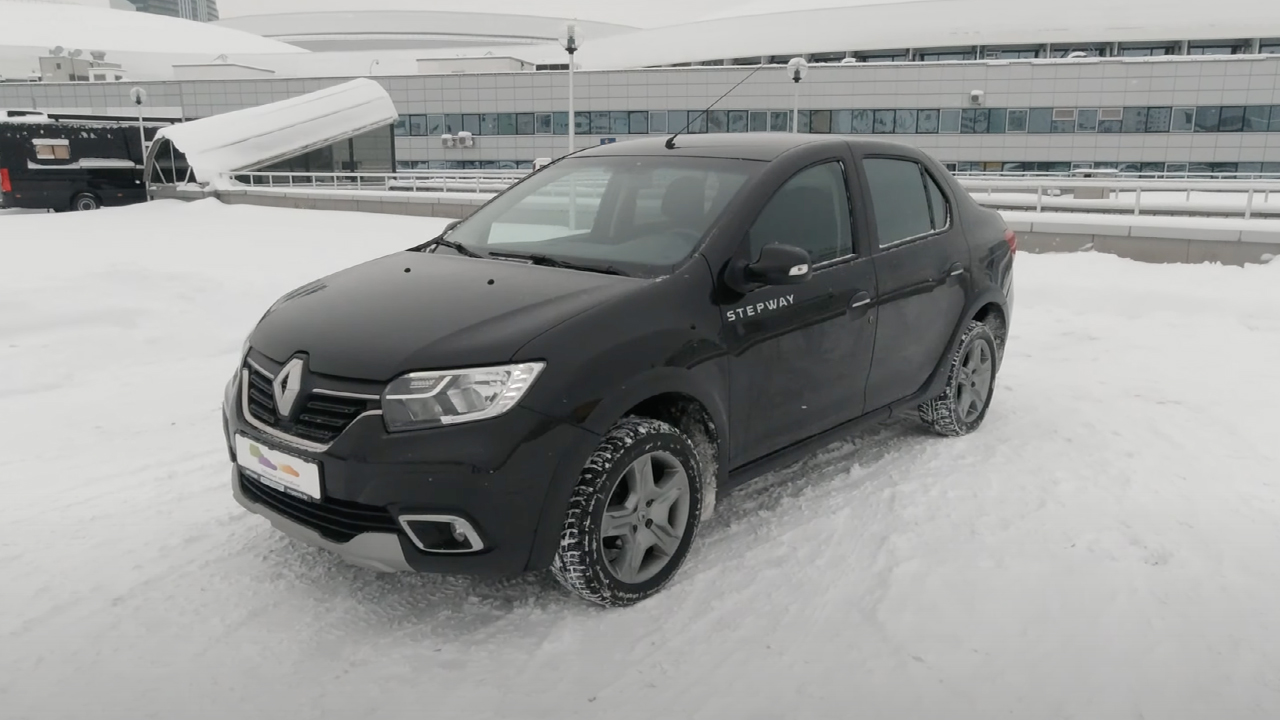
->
[235,434,322,500]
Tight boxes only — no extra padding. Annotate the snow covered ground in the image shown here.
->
[2,200,1279,720]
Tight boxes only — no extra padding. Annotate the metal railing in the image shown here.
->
[226,170,1280,219]
[232,170,529,194]
[957,175,1280,218]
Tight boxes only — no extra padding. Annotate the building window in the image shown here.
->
[850,109,873,133]
[1076,108,1099,132]
[535,113,553,135]
[1194,106,1221,132]
[858,53,909,63]
[707,110,728,133]
[1097,108,1124,133]
[427,115,444,136]
[797,111,810,133]
[1262,43,1280,54]
[1243,106,1272,132]
[749,111,768,132]
[479,113,498,136]
[1120,44,1176,57]
[810,52,847,64]
[588,111,608,135]
[1219,106,1245,132]
[1006,109,1028,133]
[810,110,832,133]
[918,51,975,62]
[462,115,480,136]
[517,113,535,135]
[939,109,961,133]
[1271,106,1280,132]
[442,114,462,134]
[1028,108,1053,133]
[394,115,410,136]
[728,110,748,133]
[894,109,918,134]
[649,111,668,134]
[629,111,649,134]
[577,112,593,135]
[1051,47,1104,58]
[498,114,517,135]
[916,109,940,133]
[408,115,427,136]
[769,111,790,132]
[986,108,1006,134]
[1121,107,1147,133]
[611,111,630,134]
[1051,108,1076,133]
[1189,42,1244,55]
[1145,107,1172,133]
[873,109,895,133]
[1170,107,1196,132]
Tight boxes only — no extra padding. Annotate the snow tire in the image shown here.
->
[919,320,999,437]
[552,417,702,608]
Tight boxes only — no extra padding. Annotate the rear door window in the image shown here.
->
[863,158,948,246]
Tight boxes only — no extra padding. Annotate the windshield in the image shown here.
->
[444,155,759,277]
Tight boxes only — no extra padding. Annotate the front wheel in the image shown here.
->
[552,417,702,607]
[919,321,998,437]
[72,193,101,211]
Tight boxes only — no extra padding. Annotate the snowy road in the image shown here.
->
[2,200,1279,720]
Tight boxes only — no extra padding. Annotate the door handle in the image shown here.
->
[947,262,965,277]
[849,291,872,309]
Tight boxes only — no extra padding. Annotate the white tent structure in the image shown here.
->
[145,78,396,186]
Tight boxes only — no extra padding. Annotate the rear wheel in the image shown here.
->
[72,193,101,211]
[919,321,998,437]
[552,417,702,607]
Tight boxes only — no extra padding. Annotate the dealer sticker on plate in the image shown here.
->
[235,435,322,500]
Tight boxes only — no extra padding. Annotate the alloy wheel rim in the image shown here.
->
[955,341,993,423]
[600,450,691,585]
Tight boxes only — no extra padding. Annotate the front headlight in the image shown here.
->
[382,362,545,431]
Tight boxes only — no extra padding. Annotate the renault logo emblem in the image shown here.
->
[273,358,304,418]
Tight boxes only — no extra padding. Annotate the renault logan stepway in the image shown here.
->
[223,135,1015,607]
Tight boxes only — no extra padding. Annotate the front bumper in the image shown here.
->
[223,373,600,576]
[232,468,414,573]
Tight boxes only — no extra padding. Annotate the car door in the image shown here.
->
[857,154,969,411]
[722,158,878,464]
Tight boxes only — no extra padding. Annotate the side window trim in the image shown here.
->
[863,154,952,251]
[746,157,859,270]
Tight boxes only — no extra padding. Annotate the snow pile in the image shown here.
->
[2,200,1280,718]
[153,78,397,182]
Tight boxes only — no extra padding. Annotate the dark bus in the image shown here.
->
[0,120,153,212]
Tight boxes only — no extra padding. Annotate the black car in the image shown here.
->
[223,134,1015,607]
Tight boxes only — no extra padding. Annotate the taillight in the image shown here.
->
[0,168,11,193]
[1004,228,1018,256]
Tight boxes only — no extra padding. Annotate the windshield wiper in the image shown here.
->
[487,252,629,277]
[414,236,485,259]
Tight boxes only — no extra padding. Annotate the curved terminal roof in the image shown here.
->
[576,0,1280,69]
[0,0,305,55]
[213,11,637,52]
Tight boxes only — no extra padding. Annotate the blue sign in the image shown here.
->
[600,138,618,145]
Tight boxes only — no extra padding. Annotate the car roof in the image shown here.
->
[572,133,927,162]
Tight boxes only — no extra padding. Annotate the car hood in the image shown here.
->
[250,251,645,381]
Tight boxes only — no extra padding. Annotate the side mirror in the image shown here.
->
[745,244,812,286]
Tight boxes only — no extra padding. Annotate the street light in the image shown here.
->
[786,57,808,134]
[129,86,147,165]
[563,24,579,155]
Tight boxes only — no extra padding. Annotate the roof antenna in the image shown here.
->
[666,61,770,150]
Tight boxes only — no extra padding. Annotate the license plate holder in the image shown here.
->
[234,434,322,501]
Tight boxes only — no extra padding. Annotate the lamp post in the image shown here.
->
[129,86,147,165]
[564,24,579,156]
[787,57,808,133]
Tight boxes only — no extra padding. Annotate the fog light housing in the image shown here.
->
[397,514,485,554]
